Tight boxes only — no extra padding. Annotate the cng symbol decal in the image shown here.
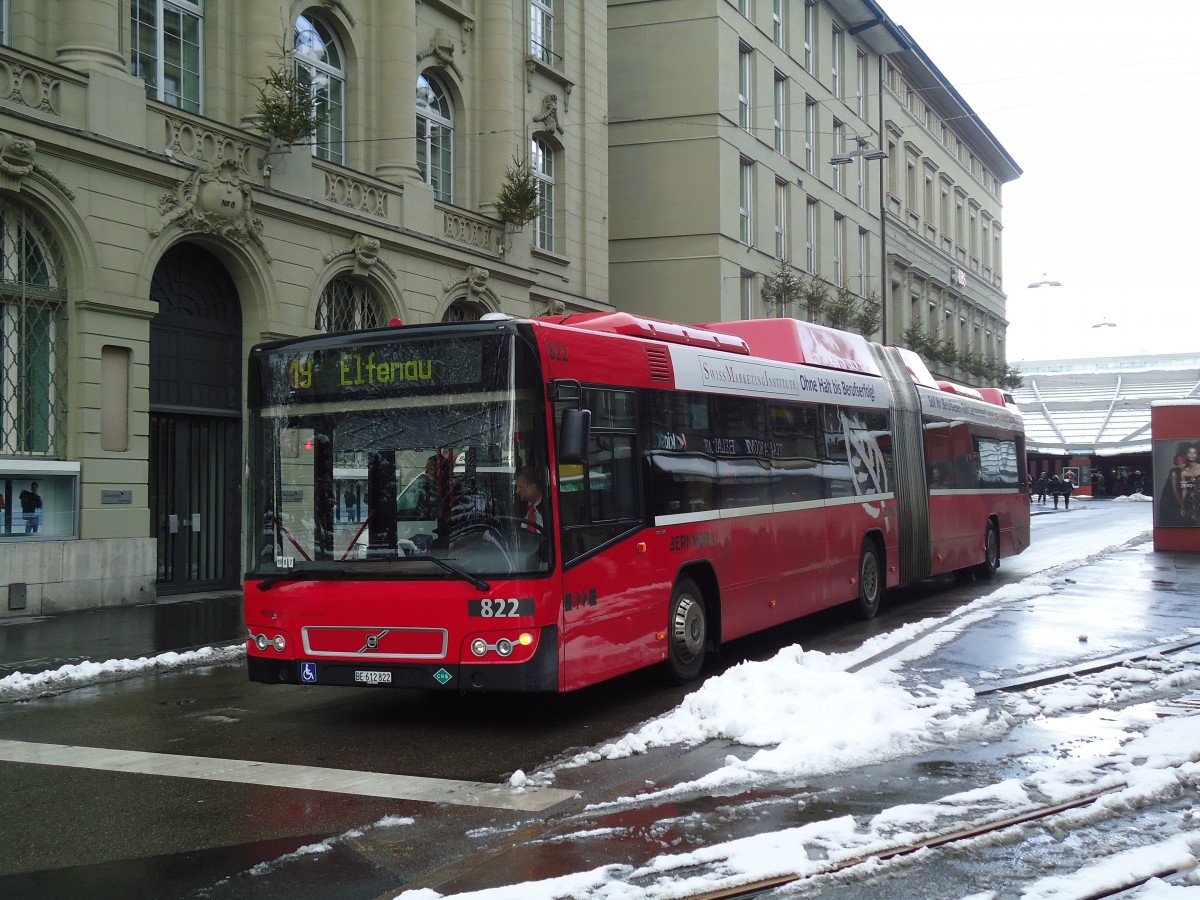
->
[300,662,317,683]
[433,668,452,685]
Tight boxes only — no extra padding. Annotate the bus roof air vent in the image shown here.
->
[645,346,673,382]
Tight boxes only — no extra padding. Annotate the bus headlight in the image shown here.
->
[471,637,489,657]
[495,638,513,657]
[272,634,287,652]
[255,633,269,651]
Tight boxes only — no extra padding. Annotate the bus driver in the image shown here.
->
[516,465,544,532]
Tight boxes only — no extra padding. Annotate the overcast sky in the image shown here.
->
[878,0,1200,361]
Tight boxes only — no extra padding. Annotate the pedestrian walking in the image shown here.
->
[1060,473,1073,510]
[1036,471,1049,504]
[1050,473,1064,509]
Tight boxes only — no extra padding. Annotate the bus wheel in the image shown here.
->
[667,578,707,684]
[855,543,883,620]
[975,523,1000,580]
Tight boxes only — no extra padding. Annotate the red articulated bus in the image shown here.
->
[244,312,1028,692]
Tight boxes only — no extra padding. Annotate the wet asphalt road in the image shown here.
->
[0,500,1166,898]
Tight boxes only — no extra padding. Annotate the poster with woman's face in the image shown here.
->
[1153,439,1200,527]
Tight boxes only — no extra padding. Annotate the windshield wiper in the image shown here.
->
[406,555,491,591]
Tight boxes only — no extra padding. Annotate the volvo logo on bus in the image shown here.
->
[358,630,390,653]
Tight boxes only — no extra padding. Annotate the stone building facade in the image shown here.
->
[0,0,610,614]
[607,0,1019,377]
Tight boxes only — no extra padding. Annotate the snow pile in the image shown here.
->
[0,643,245,701]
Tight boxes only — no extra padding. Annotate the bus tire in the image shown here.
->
[855,542,883,620]
[666,577,707,684]
[975,523,1000,580]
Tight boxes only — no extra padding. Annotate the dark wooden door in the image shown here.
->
[148,244,242,593]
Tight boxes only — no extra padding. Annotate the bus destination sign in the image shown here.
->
[273,338,488,401]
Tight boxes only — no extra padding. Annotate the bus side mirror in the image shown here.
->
[558,408,591,464]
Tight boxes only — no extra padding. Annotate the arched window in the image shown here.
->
[416,73,454,202]
[443,298,487,323]
[315,277,383,332]
[531,137,555,252]
[295,11,345,165]
[0,200,67,456]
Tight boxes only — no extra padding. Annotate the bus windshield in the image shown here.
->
[247,328,551,580]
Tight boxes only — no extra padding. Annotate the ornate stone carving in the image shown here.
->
[0,132,35,183]
[533,94,564,135]
[466,265,489,295]
[151,159,270,259]
[323,170,389,218]
[0,57,62,115]
[163,115,252,170]
[0,131,74,198]
[446,266,496,310]
[417,29,462,80]
[324,233,396,278]
[442,209,500,253]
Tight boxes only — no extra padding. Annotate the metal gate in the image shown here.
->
[150,413,239,588]
[148,244,242,594]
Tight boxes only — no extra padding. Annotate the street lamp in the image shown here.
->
[1027,273,1062,288]
[830,146,888,165]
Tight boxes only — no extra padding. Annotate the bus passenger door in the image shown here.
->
[556,390,654,691]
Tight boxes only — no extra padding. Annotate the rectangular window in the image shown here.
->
[831,24,842,98]
[530,0,554,63]
[856,49,867,118]
[131,0,203,114]
[856,154,865,207]
[858,228,868,291]
[532,138,555,252]
[741,269,756,319]
[648,391,715,517]
[0,466,79,539]
[806,197,817,273]
[773,72,787,155]
[738,43,752,131]
[712,395,770,510]
[773,0,784,48]
[775,179,787,260]
[769,402,822,504]
[805,96,816,173]
[833,213,844,286]
[739,158,753,245]
[804,0,814,73]
[832,121,843,193]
